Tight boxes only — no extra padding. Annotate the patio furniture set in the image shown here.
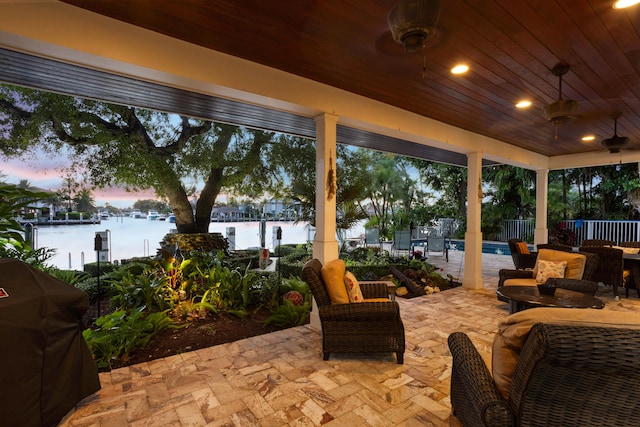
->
[450,239,640,425]
[301,239,640,426]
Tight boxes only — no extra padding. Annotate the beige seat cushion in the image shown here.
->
[532,249,586,280]
[320,259,349,304]
[614,245,640,255]
[492,307,640,400]
[502,278,537,287]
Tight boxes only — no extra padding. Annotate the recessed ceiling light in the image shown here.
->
[515,100,532,109]
[451,64,469,75]
[613,0,640,8]
[582,135,596,142]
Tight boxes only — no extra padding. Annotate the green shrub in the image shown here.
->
[109,270,173,312]
[83,261,117,277]
[46,268,86,286]
[264,299,311,327]
[75,276,115,303]
[82,309,175,370]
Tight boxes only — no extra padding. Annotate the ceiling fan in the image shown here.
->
[541,63,579,139]
[601,114,630,153]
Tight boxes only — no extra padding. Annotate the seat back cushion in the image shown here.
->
[492,307,640,400]
[320,259,349,304]
[515,241,530,254]
[532,249,586,280]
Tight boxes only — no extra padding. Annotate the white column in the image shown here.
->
[463,152,483,289]
[310,113,339,330]
[534,169,549,247]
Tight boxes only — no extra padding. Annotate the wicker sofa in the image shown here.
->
[448,308,640,426]
[301,259,405,364]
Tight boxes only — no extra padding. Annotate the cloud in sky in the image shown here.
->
[1,157,157,209]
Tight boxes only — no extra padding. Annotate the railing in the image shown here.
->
[499,219,535,242]
[498,219,640,245]
[558,220,640,245]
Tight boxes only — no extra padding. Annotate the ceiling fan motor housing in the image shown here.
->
[541,99,578,125]
[388,0,441,53]
[602,135,629,153]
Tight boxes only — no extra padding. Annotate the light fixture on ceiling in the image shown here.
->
[388,0,441,53]
[582,135,596,142]
[451,64,469,75]
[613,0,640,9]
[541,63,579,136]
[516,100,532,109]
[602,115,629,153]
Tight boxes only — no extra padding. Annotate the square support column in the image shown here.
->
[310,113,339,330]
[463,152,483,289]
[534,169,549,247]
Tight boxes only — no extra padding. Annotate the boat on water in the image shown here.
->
[167,213,176,223]
[147,210,160,220]
[98,210,110,220]
[130,209,144,219]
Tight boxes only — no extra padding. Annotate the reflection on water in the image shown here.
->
[33,218,321,270]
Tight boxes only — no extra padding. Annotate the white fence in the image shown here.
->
[498,219,640,245]
[499,220,535,242]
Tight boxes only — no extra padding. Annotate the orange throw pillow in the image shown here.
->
[320,259,349,304]
[515,241,530,254]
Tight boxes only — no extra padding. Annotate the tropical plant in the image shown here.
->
[0,237,56,268]
[109,270,173,313]
[264,298,311,327]
[46,267,85,286]
[82,309,175,369]
[0,183,51,243]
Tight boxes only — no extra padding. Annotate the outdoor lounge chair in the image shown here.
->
[579,245,624,299]
[301,258,405,364]
[448,308,640,427]
[364,227,381,249]
[621,241,640,298]
[507,238,537,270]
[427,232,446,257]
[392,230,411,257]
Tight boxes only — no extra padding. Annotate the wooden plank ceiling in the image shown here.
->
[59,0,640,158]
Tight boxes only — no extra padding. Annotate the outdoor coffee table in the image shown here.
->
[496,285,605,314]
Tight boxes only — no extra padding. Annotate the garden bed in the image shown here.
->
[123,305,305,368]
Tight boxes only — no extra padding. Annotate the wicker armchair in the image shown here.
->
[507,239,537,269]
[301,259,405,364]
[621,242,640,298]
[579,246,624,298]
[448,322,640,427]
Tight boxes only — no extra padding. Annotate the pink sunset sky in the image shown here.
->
[1,156,157,209]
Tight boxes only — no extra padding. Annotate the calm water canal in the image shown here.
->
[32,218,323,270]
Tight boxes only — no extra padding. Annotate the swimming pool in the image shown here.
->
[447,240,512,256]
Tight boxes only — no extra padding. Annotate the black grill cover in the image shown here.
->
[0,258,101,426]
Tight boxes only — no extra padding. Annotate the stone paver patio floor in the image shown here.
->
[60,251,640,426]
